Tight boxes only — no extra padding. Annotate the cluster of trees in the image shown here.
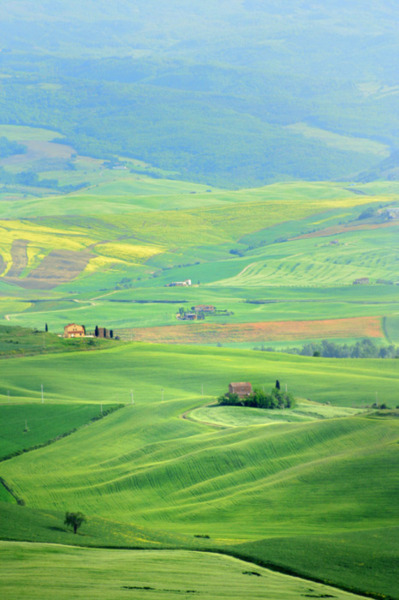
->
[94,326,114,339]
[256,339,399,359]
[0,166,87,193]
[0,137,26,158]
[218,384,295,410]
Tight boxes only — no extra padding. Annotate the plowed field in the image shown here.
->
[126,316,383,344]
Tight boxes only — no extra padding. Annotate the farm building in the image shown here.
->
[64,323,86,338]
[96,327,110,338]
[353,278,370,285]
[194,305,215,313]
[228,382,253,397]
[165,279,192,287]
[176,312,197,321]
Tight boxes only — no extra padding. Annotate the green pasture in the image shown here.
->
[214,227,399,288]
[189,401,365,428]
[0,503,185,548]
[235,527,399,600]
[0,125,63,142]
[0,343,398,599]
[0,175,397,348]
[0,542,370,600]
[5,406,397,538]
[0,404,114,461]
[0,343,397,408]
[384,315,399,344]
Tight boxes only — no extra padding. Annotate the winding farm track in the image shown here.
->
[2,291,117,323]
[180,402,225,429]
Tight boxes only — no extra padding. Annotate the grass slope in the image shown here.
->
[0,344,398,598]
[0,404,115,460]
[0,541,370,600]
[0,324,121,358]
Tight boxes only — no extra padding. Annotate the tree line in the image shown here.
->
[255,338,399,359]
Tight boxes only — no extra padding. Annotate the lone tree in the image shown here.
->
[64,511,86,534]
[45,323,48,332]
[275,379,280,390]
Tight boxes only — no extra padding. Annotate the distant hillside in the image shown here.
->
[0,1,398,186]
[358,151,399,182]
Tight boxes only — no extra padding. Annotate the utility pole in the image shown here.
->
[131,389,134,405]
[100,403,103,414]
[161,388,164,402]
[285,383,288,393]
[41,384,44,404]
[7,390,10,403]
[201,383,204,397]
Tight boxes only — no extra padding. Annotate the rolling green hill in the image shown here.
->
[0,343,398,598]
[1,542,373,600]
[1,4,398,599]
[0,132,398,348]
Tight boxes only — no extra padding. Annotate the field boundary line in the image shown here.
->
[0,476,24,505]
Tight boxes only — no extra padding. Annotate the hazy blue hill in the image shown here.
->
[0,1,398,187]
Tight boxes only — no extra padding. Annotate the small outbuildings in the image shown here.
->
[64,323,86,338]
[194,305,215,313]
[228,382,253,398]
[165,279,192,287]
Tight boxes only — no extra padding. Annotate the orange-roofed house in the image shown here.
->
[64,323,86,338]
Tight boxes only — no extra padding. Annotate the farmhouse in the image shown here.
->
[64,323,86,338]
[165,279,192,287]
[194,305,215,313]
[228,382,253,397]
[353,278,370,285]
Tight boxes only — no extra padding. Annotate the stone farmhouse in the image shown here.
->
[228,382,253,397]
[64,323,86,338]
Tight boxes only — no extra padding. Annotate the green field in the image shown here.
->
[0,145,398,348]
[188,401,365,427]
[1,542,372,600]
[2,5,399,597]
[0,129,398,599]
[0,343,398,598]
[0,403,117,462]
